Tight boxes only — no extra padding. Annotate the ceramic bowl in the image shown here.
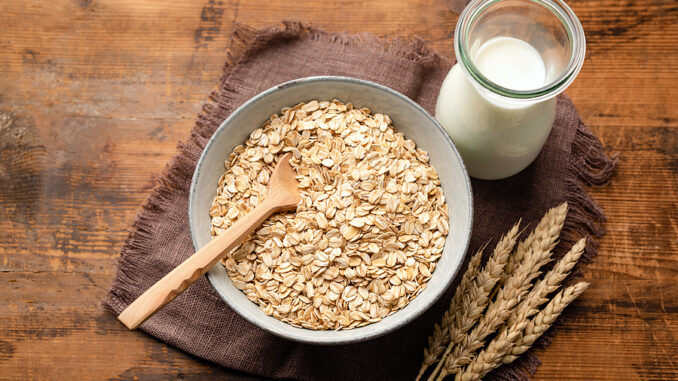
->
[189,76,472,345]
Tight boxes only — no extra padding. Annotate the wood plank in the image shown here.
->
[0,0,235,119]
[533,278,678,380]
[0,271,258,380]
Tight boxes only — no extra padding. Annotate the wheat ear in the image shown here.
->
[455,319,529,381]
[416,249,483,381]
[450,222,520,346]
[502,203,568,284]
[504,281,590,363]
[429,223,520,381]
[436,205,567,381]
[506,238,586,327]
[456,282,589,381]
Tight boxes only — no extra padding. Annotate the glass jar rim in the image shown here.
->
[454,0,586,102]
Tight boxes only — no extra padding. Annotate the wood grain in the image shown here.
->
[0,0,675,379]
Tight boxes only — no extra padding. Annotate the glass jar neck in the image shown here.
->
[454,0,586,104]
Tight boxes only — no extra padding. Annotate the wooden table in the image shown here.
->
[1,0,676,379]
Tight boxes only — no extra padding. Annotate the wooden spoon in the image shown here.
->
[118,153,301,330]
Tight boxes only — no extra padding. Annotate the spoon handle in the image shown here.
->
[117,198,278,330]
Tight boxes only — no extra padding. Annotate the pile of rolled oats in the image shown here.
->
[209,99,449,330]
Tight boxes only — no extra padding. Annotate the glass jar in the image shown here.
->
[436,0,586,180]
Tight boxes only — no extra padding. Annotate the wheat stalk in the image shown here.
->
[450,222,520,346]
[454,282,589,381]
[416,248,483,381]
[503,281,590,363]
[428,223,520,381]
[502,203,568,284]
[506,238,586,328]
[434,204,567,381]
[455,318,530,381]
[420,203,588,381]
[455,282,588,380]
[436,277,522,380]
[453,262,588,381]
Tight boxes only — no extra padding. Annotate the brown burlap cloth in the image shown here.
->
[104,22,617,381]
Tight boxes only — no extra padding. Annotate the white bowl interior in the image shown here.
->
[189,77,472,345]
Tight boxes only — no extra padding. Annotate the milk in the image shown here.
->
[436,37,556,180]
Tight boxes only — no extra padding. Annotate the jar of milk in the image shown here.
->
[436,0,586,180]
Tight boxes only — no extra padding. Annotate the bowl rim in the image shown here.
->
[189,75,473,344]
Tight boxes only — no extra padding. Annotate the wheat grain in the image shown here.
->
[436,283,519,380]
[503,203,567,283]
[429,223,520,381]
[451,223,519,344]
[506,238,586,327]
[420,204,589,381]
[503,281,590,363]
[435,206,566,380]
[456,281,589,380]
[455,319,529,381]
